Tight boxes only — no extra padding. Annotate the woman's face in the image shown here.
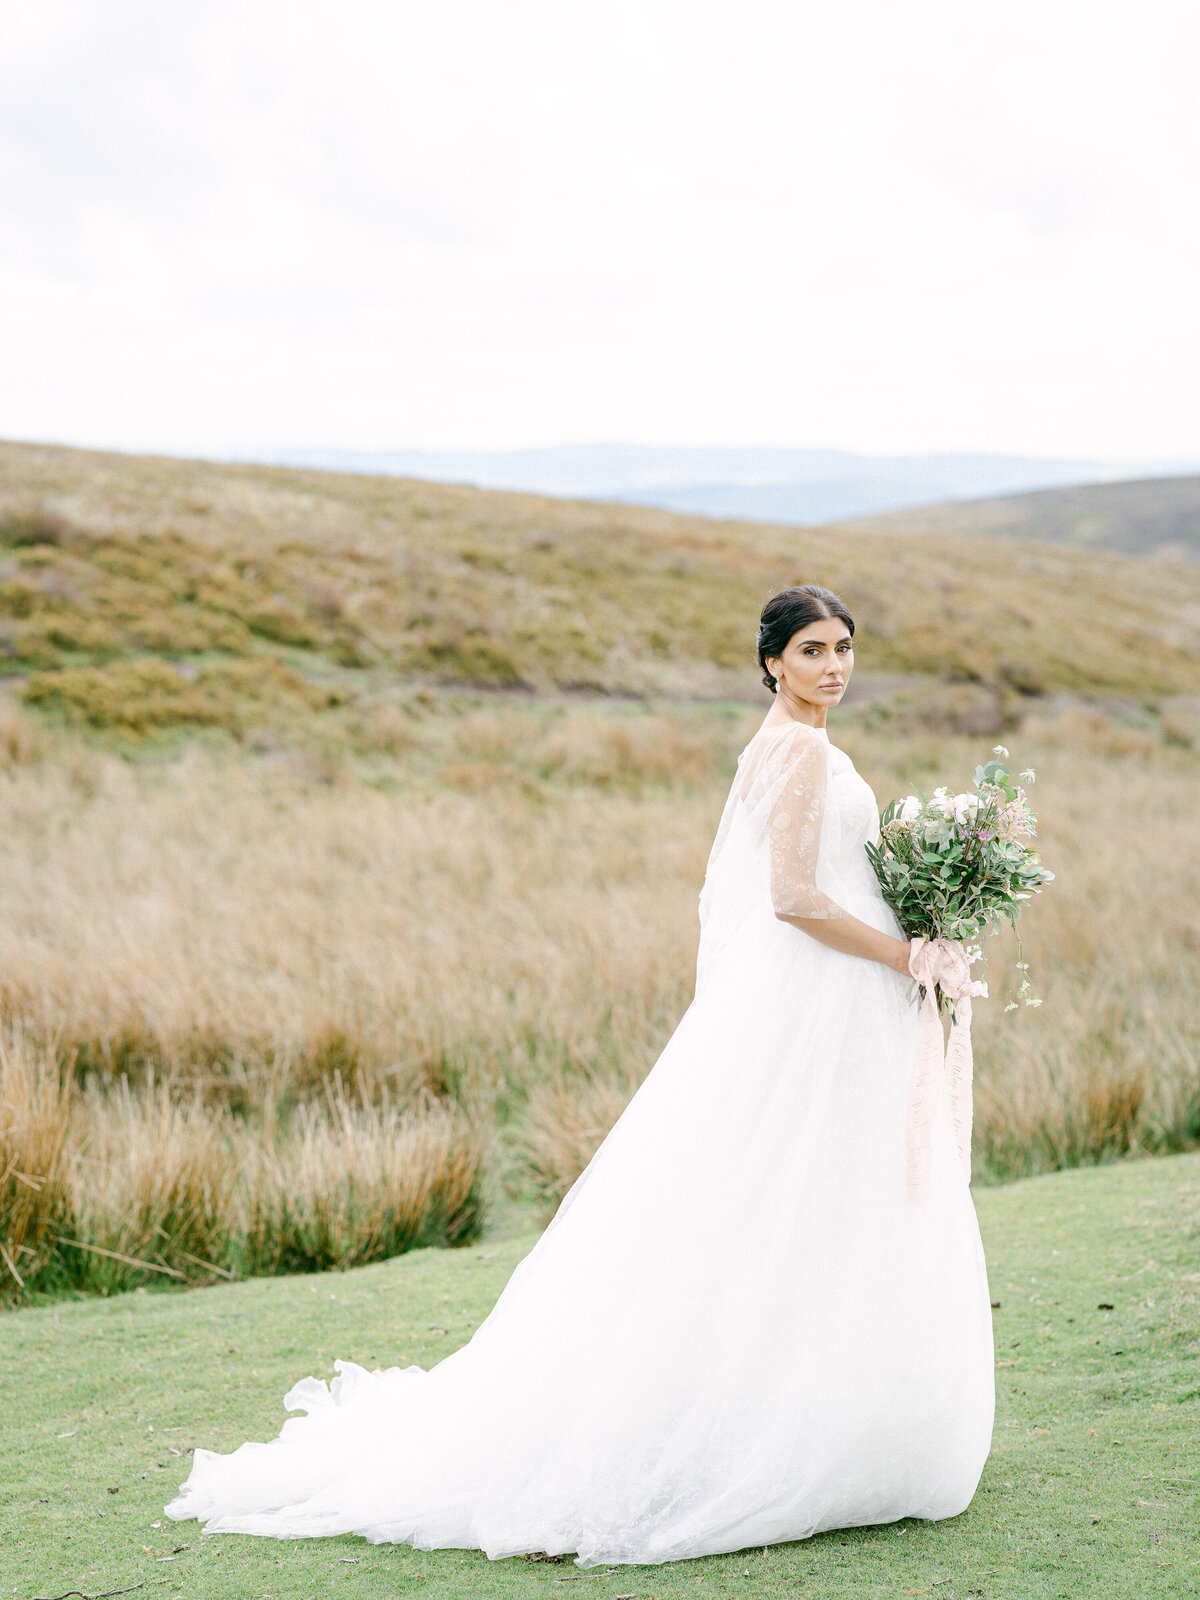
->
[766,616,854,707]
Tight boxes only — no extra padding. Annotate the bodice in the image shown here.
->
[814,741,890,917]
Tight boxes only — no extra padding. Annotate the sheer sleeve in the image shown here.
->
[768,729,845,921]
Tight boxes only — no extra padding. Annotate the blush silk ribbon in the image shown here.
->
[905,937,982,1207]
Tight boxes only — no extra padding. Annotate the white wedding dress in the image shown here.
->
[167,721,995,1565]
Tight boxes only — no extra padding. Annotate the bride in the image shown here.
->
[168,584,995,1566]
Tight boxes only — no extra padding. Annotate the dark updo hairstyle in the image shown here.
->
[756,584,854,693]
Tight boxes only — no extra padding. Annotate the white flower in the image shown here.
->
[898,795,922,821]
[952,792,979,825]
[969,980,989,999]
[992,745,1009,759]
[1004,1001,1019,1013]
[1020,767,1036,782]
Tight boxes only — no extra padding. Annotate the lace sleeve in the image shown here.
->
[768,729,845,921]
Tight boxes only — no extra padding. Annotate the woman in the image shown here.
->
[168,585,995,1565]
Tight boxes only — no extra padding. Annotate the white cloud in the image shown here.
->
[0,0,1197,457]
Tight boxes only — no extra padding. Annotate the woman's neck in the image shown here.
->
[763,684,828,729]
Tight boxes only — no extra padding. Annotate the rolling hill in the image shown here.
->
[840,473,1200,563]
[1,439,1200,733]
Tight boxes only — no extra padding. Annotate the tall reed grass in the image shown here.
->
[0,1039,483,1305]
[239,1091,484,1276]
[1,690,1198,1296]
[0,1033,71,1294]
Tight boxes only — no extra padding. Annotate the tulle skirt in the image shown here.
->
[167,903,995,1565]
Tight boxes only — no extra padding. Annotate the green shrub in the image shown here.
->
[23,657,343,735]
[246,599,320,647]
[126,607,251,654]
[0,507,71,547]
[419,631,527,686]
[4,625,63,669]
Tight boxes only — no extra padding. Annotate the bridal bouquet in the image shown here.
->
[866,746,1054,1010]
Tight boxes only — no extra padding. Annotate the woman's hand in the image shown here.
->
[891,936,919,977]
[909,937,985,1001]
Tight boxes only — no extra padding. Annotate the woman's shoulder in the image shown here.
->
[750,720,830,759]
[754,717,827,739]
[737,721,830,798]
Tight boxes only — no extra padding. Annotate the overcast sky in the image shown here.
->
[1,0,1197,460]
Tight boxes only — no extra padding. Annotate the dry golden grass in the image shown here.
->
[63,1079,238,1290]
[0,685,1197,1269]
[518,1067,644,1209]
[0,1033,72,1294]
[0,1030,484,1303]
[239,1090,485,1277]
[0,698,725,1112]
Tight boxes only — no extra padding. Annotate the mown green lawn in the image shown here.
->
[2,1154,1198,1600]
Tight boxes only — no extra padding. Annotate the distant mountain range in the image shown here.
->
[252,443,1199,527]
[844,474,1200,563]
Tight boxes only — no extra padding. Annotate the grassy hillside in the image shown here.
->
[3,440,1200,729]
[843,474,1200,564]
[3,1152,1198,1598]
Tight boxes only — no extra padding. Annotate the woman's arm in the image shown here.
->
[776,906,912,974]
[768,726,912,976]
